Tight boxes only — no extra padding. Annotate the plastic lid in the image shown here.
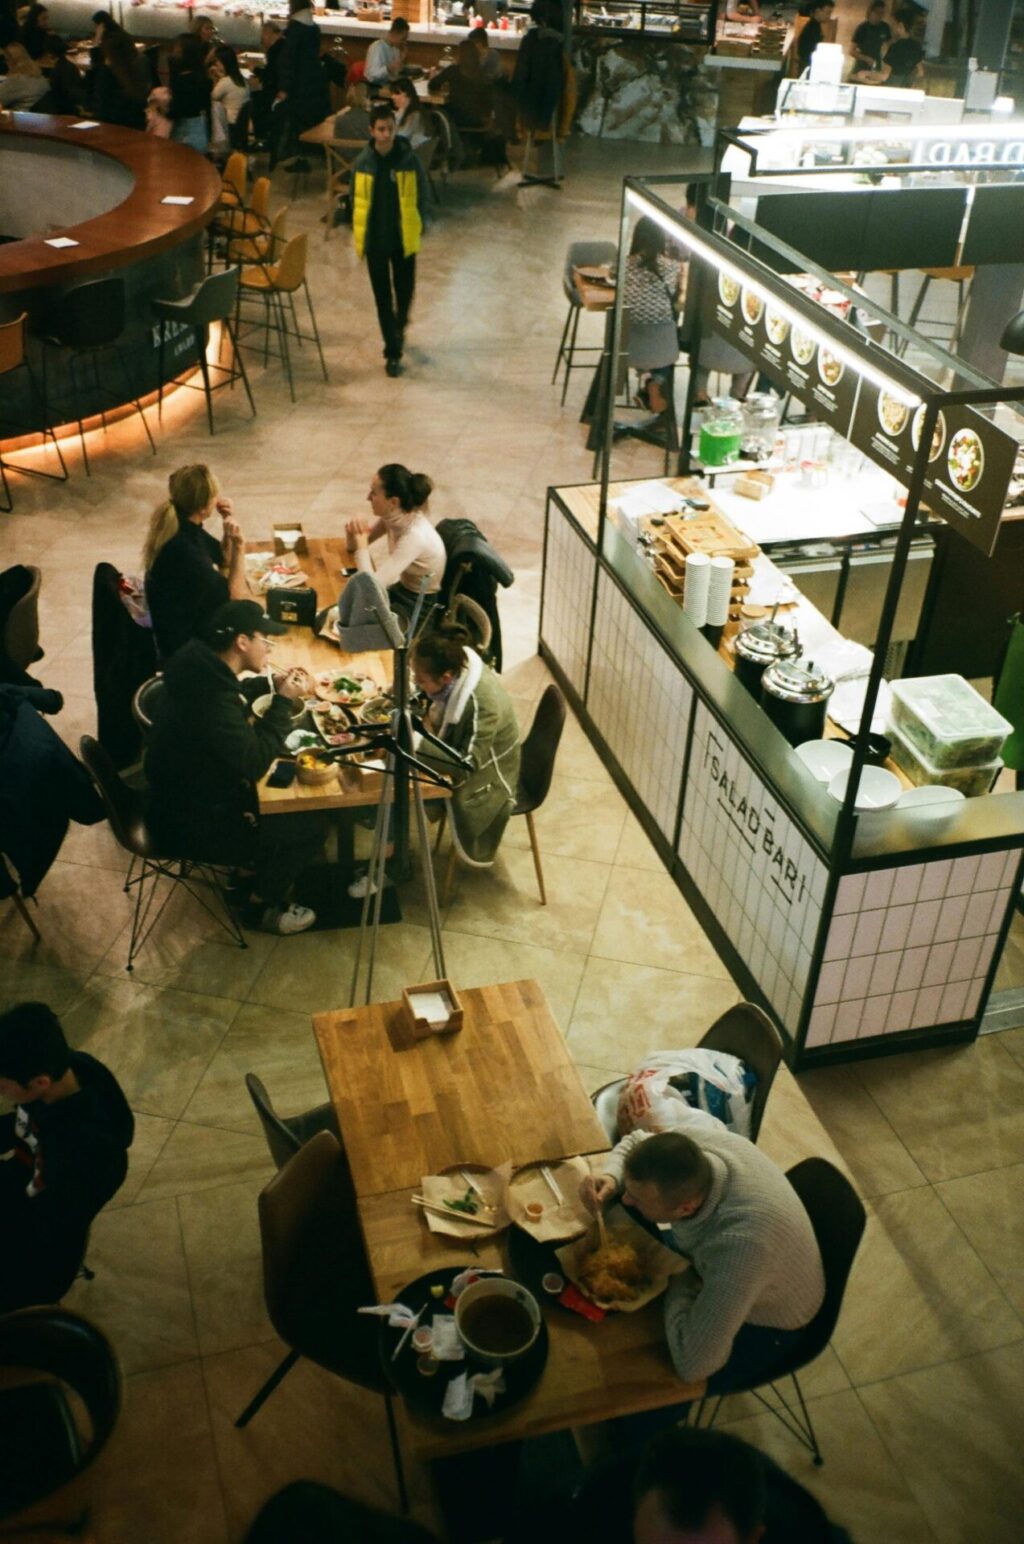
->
[889,674,1012,744]
[735,620,798,666]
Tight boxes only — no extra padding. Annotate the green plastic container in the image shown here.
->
[888,674,1011,771]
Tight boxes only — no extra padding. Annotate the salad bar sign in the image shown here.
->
[704,262,1016,556]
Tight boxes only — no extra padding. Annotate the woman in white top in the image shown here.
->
[345,463,446,618]
[210,44,250,127]
[0,43,49,108]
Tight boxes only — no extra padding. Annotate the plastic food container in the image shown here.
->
[888,720,1001,798]
[888,675,1011,771]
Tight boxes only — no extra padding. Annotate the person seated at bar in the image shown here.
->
[581,1123,824,1396]
[410,623,521,867]
[333,78,371,140]
[0,42,48,108]
[144,599,324,936]
[37,35,86,115]
[143,464,249,661]
[92,24,149,130]
[852,8,924,87]
[623,214,682,426]
[390,75,431,152]
[469,24,505,83]
[849,0,891,72]
[0,1001,134,1314]
[166,29,213,152]
[365,16,409,87]
[17,2,52,60]
[344,464,446,623]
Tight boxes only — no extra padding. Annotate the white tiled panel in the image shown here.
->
[540,505,594,698]
[806,848,1023,1049]
[588,572,693,843]
[678,701,828,1038]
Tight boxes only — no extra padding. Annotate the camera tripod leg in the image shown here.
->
[411,773,446,980]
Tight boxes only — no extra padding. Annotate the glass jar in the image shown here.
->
[698,397,743,468]
[741,392,782,461]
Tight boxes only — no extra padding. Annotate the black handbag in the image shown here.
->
[266,587,317,627]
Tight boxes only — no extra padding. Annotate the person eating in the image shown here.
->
[344,463,446,622]
[143,464,249,660]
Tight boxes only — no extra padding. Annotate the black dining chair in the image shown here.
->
[244,1072,340,1170]
[152,266,255,435]
[0,313,69,513]
[234,1131,408,1510]
[691,1158,866,1465]
[130,673,166,737]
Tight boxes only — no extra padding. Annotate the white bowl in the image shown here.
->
[795,738,854,784]
[827,766,902,811]
[252,693,305,721]
[895,784,965,818]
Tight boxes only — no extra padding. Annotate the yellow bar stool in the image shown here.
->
[235,233,329,401]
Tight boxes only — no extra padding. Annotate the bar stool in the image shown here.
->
[552,239,617,405]
[226,203,289,269]
[39,277,156,476]
[209,176,271,271]
[235,233,328,402]
[0,313,68,513]
[151,266,255,434]
[906,265,975,354]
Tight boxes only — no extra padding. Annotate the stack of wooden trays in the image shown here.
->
[649,509,760,619]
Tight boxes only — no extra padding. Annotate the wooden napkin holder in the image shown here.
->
[273,523,307,555]
[401,980,463,1039]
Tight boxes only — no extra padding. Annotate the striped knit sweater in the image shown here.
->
[601,1125,825,1384]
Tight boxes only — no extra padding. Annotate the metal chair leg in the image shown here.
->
[560,305,583,406]
[196,325,215,434]
[13,892,41,942]
[158,319,167,420]
[276,292,295,402]
[225,318,257,418]
[552,300,573,385]
[442,842,458,908]
[524,809,546,905]
[303,279,329,382]
[234,1348,300,1428]
[114,345,156,455]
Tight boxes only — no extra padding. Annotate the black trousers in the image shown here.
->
[366,248,416,360]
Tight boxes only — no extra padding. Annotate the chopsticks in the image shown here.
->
[540,1165,565,1206]
[596,1207,608,1248]
[412,1195,498,1229]
[392,1303,425,1362]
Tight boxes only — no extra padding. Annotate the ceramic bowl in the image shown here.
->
[794,738,854,784]
[827,766,902,811]
[895,784,966,819]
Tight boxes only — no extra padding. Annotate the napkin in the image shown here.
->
[507,1156,594,1243]
[441,1367,506,1421]
[429,1315,464,1362]
[356,1302,417,1329]
[419,1163,512,1238]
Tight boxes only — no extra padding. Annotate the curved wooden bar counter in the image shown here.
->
[0,112,222,434]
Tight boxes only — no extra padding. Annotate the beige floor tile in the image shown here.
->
[110,1111,177,1207]
[712,1342,851,1425]
[64,1197,198,1376]
[0,860,130,973]
[548,713,612,783]
[178,1180,272,1356]
[935,1163,1024,1318]
[182,1000,334,1138]
[859,1343,1024,1544]
[796,1064,928,1199]
[202,1343,435,1539]
[756,1064,855,1179]
[992,911,1024,991]
[567,954,741,1072]
[60,975,238,1120]
[438,928,588,1032]
[574,1060,628,1094]
[136,1121,274,1203]
[0,956,89,1014]
[92,879,280,1002]
[998,1025,1024,1068]
[855,1034,1024,1182]
[88,1361,229,1544]
[718,1388,936,1544]
[444,847,612,955]
[590,865,734,981]
[502,773,630,864]
[831,1186,1023,1385]
[55,811,128,873]
[614,812,666,872]
[246,920,434,1016]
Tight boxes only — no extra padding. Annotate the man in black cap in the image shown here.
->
[144,599,323,935]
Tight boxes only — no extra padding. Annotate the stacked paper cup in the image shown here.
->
[684,552,711,628]
[707,556,735,627]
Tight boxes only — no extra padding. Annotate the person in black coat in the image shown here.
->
[92,26,149,130]
[275,0,330,163]
[0,1002,134,1313]
[143,601,327,935]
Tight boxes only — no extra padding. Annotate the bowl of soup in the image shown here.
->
[454,1277,540,1365]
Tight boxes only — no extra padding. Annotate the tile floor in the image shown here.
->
[2,133,1023,1543]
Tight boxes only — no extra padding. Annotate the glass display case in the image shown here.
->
[573,0,716,43]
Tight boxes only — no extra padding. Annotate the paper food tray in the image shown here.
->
[507,1157,593,1243]
[556,1206,688,1313]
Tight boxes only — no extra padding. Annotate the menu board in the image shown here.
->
[701,261,1015,557]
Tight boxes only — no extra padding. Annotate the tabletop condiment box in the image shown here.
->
[273,523,307,555]
[401,980,463,1039]
[267,586,317,627]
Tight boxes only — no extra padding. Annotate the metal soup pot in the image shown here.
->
[761,657,835,747]
[734,619,798,698]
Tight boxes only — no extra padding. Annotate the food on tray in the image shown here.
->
[910,406,947,462]
[578,1241,647,1304]
[296,752,330,771]
[947,428,984,493]
[791,328,815,366]
[878,392,909,437]
[358,695,393,724]
[741,288,764,326]
[818,348,844,386]
[718,273,740,307]
[315,671,371,704]
[765,309,789,345]
[442,1186,490,1217]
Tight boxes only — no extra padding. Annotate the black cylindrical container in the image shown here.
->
[734,620,798,698]
[761,658,835,746]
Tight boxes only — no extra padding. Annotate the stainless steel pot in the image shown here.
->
[761,657,835,746]
[734,619,799,698]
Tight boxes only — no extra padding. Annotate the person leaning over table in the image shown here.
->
[852,7,924,88]
[143,464,248,661]
[580,1122,824,1426]
[144,599,325,937]
[365,16,409,88]
[850,0,891,72]
[344,463,445,620]
[410,623,521,868]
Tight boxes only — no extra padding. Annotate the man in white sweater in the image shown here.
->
[584,1120,825,1392]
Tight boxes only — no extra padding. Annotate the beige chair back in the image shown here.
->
[271,233,308,294]
[250,176,271,221]
[221,151,247,204]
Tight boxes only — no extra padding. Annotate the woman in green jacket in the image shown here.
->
[412,626,520,867]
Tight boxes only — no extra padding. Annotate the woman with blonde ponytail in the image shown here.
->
[143,464,247,658]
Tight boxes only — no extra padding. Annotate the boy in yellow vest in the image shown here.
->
[352,102,430,377]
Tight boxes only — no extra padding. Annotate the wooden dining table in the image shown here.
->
[313,978,704,1460]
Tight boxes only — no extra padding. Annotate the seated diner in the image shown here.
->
[344,463,446,623]
[143,464,248,661]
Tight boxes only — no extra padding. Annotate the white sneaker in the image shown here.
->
[262,904,316,936]
[347,871,392,900]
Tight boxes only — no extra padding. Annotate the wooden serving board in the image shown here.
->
[660,511,760,562]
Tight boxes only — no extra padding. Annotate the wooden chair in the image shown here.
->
[322,138,364,241]
[245,1072,340,1170]
[235,233,329,401]
[234,1132,407,1510]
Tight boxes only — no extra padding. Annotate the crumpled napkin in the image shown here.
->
[357,1302,417,1329]
[429,1315,464,1362]
[441,1366,507,1421]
